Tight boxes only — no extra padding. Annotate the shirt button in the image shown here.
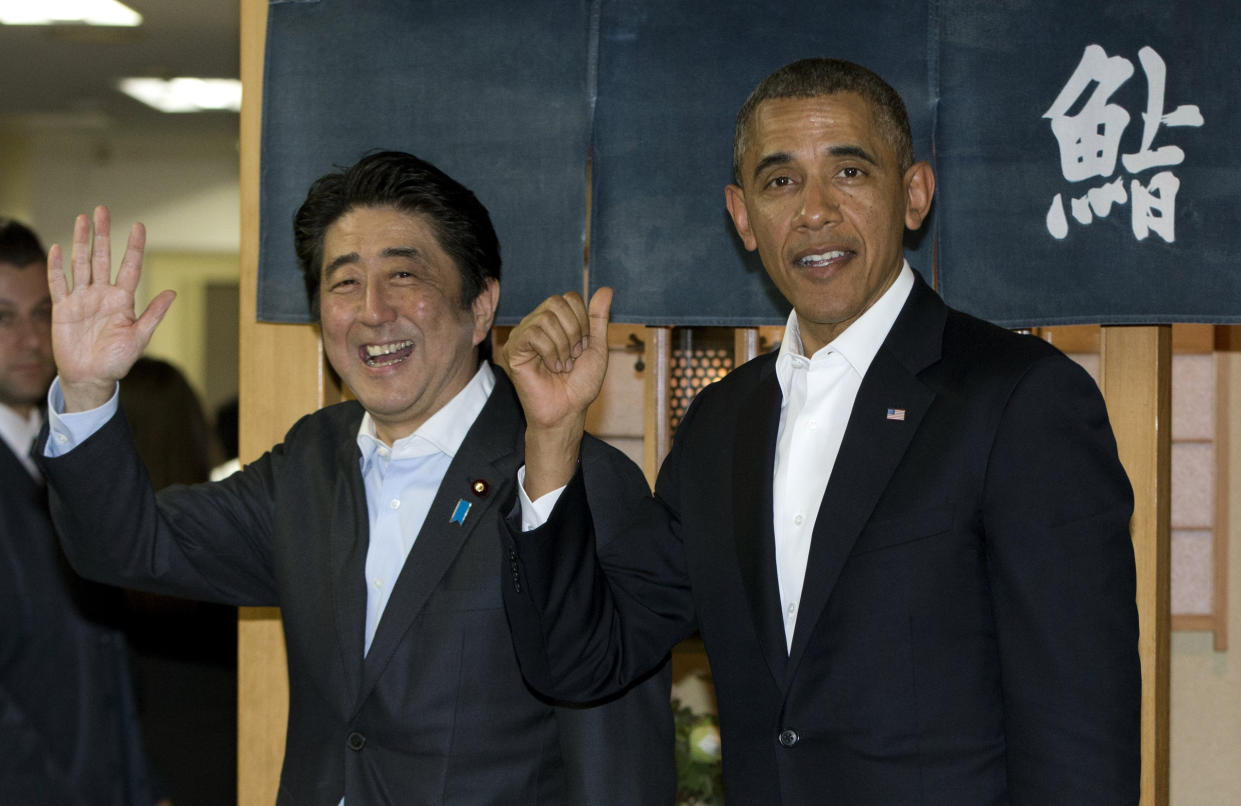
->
[346,731,366,751]
[55,432,68,444]
[389,498,400,510]
[378,446,389,457]
[374,578,383,589]
[793,513,804,527]
[778,728,799,748]
[786,602,796,618]
[808,418,818,430]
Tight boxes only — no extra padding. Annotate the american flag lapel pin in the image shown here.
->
[886,408,906,421]
[450,499,471,525]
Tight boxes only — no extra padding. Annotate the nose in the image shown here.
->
[360,281,396,325]
[797,178,840,229]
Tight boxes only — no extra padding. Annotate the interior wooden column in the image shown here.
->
[642,326,671,486]
[1100,324,1171,806]
[238,1,340,802]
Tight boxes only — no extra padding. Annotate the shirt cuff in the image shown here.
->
[516,465,566,531]
[44,376,120,457]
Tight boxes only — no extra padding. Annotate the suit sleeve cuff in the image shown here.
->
[516,465,567,531]
[44,376,120,457]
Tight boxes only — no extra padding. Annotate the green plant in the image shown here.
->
[672,697,724,805]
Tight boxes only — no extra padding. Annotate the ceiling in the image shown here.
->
[0,0,241,139]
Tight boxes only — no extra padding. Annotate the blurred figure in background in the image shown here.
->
[209,395,240,481]
[120,358,212,486]
[119,357,237,806]
[1,217,162,805]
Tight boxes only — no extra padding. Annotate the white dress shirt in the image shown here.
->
[0,402,42,479]
[356,363,494,654]
[772,262,913,649]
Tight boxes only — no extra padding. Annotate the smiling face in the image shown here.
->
[0,261,55,416]
[725,92,934,355]
[318,205,499,444]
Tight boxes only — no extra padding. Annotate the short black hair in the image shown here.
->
[733,58,915,183]
[292,151,501,321]
[0,217,46,267]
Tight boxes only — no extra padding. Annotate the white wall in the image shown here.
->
[0,120,241,409]
[1169,350,1241,804]
[11,124,239,255]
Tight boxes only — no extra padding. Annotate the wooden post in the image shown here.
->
[1100,324,1171,806]
[734,326,759,366]
[238,0,341,802]
[642,326,671,487]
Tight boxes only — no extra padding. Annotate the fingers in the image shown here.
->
[135,289,177,344]
[115,222,147,294]
[514,292,590,372]
[62,208,148,295]
[91,206,112,285]
[47,244,68,303]
[586,286,612,353]
[70,213,92,292]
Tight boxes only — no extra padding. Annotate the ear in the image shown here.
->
[725,184,758,252]
[470,277,500,346]
[903,161,936,231]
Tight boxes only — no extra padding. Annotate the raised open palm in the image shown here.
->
[47,206,176,411]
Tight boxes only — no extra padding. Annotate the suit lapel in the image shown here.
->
[356,372,524,704]
[329,410,368,703]
[731,360,789,688]
[0,438,38,494]
[786,275,946,675]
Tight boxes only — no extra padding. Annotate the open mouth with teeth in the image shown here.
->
[361,340,415,367]
[795,249,850,268]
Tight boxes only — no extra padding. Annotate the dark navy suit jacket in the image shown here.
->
[40,369,673,806]
[505,273,1141,805]
[1,432,155,805]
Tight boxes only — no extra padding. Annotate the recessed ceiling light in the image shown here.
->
[0,0,143,26]
[118,77,243,114]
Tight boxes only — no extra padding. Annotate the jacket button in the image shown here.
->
[778,728,799,748]
[346,731,366,751]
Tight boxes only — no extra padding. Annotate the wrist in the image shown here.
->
[60,378,118,413]
[522,418,585,499]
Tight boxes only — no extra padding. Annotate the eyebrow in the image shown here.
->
[322,246,424,278]
[0,298,49,312]
[826,144,879,164]
[323,252,360,278]
[382,247,422,262]
[750,144,880,183]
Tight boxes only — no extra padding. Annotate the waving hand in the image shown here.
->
[47,206,176,412]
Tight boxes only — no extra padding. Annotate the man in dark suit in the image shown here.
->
[37,153,673,805]
[501,59,1140,804]
[1,218,159,804]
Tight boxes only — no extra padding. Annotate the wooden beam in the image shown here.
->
[1100,325,1171,806]
[238,1,341,802]
[734,327,759,366]
[1212,329,1229,651]
[642,326,671,487]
